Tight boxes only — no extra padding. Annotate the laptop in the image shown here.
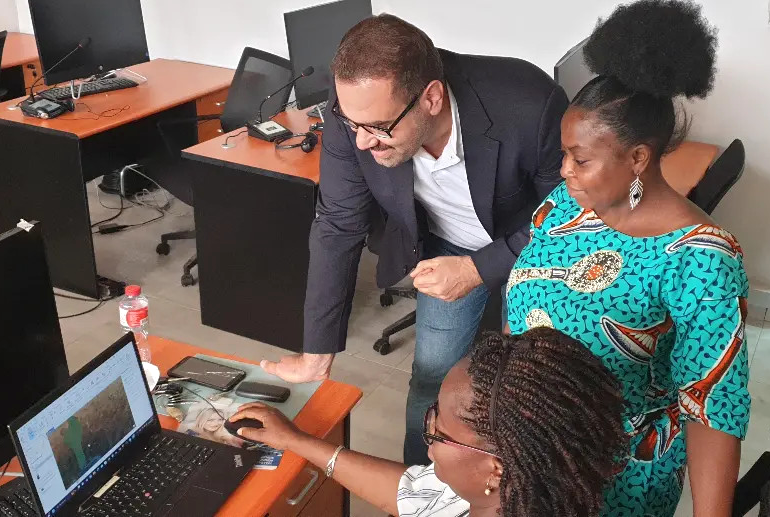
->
[8,333,260,517]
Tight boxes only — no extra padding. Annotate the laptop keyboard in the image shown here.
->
[0,481,38,517]
[80,435,214,517]
[0,435,214,517]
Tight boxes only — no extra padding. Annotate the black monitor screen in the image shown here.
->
[554,37,596,101]
[0,224,68,464]
[284,0,372,109]
[28,0,149,85]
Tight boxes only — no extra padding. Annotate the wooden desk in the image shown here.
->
[1,33,38,69]
[662,141,719,196]
[0,59,234,297]
[0,336,363,517]
[181,110,321,352]
[0,33,40,99]
[150,336,361,516]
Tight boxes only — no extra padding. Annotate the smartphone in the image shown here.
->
[167,356,246,391]
[235,381,291,402]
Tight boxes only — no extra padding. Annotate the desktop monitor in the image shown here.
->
[28,0,150,85]
[553,37,596,101]
[284,0,372,109]
[0,222,69,464]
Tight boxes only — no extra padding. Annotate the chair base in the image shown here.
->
[155,229,197,286]
[181,254,197,287]
[374,287,418,356]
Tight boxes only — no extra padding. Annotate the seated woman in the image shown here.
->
[231,329,627,516]
[505,1,750,516]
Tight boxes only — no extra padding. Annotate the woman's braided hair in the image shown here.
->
[466,329,628,516]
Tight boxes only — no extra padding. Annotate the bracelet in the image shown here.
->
[325,445,345,478]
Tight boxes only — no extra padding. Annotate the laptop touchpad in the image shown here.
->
[162,486,224,516]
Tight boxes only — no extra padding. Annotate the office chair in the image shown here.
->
[367,205,502,356]
[375,286,417,355]
[153,47,294,286]
[688,139,746,215]
[364,206,417,355]
[0,31,8,101]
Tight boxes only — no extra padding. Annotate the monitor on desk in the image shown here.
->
[554,37,596,101]
[0,222,69,465]
[28,0,149,85]
[284,0,372,109]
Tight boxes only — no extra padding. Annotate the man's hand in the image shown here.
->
[229,402,303,451]
[260,353,334,383]
[410,256,483,302]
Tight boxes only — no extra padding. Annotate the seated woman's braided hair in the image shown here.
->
[466,328,628,516]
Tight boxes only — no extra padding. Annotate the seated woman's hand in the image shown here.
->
[229,402,303,450]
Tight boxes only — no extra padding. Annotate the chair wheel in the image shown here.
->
[373,338,391,355]
[380,293,394,307]
[156,242,171,255]
[181,273,195,287]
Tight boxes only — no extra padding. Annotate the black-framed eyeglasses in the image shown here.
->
[331,92,421,140]
[422,402,498,457]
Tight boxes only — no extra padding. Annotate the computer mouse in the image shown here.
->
[224,418,263,440]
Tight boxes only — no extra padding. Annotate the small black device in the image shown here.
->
[29,0,149,86]
[224,418,264,442]
[247,118,292,142]
[274,132,318,153]
[235,381,291,402]
[167,356,247,392]
[247,66,315,142]
[8,333,260,517]
[19,96,73,119]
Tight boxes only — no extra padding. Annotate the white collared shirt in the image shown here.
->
[397,464,470,517]
[412,87,492,252]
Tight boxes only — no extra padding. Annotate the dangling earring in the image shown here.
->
[484,479,493,496]
[629,173,644,210]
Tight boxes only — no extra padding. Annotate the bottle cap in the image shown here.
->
[125,285,141,297]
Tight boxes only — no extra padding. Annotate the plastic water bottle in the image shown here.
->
[119,285,151,363]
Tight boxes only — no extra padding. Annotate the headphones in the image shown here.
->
[274,132,318,153]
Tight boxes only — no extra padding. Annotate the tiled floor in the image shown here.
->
[53,181,769,516]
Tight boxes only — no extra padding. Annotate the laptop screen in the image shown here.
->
[13,339,154,516]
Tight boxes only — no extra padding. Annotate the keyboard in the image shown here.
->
[38,77,139,102]
[0,435,214,517]
[81,435,214,517]
[307,101,327,119]
[0,478,38,517]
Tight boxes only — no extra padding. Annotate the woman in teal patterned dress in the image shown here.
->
[505,2,750,516]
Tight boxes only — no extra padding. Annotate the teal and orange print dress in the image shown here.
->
[506,183,751,516]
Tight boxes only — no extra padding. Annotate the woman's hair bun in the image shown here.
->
[583,0,718,99]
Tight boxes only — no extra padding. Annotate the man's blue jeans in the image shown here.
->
[403,234,500,466]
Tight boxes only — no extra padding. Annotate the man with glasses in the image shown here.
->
[262,13,568,465]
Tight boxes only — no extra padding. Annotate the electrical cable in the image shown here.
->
[223,129,247,148]
[0,461,9,480]
[61,102,130,121]
[180,385,227,422]
[91,194,124,228]
[58,300,106,319]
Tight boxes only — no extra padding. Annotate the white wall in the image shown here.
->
[11,0,770,286]
[0,0,18,32]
